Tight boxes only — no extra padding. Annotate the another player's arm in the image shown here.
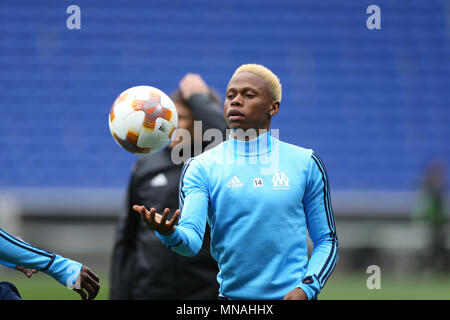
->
[286,152,338,300]
[0,260,38,278]
[0,236,38,278]
[0,260,16,269]
[134,158,209,257]
[0,228,100,300]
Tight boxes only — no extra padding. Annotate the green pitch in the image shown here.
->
[1,271,449,300]
[0,271,109,300]
[321,273,450,300]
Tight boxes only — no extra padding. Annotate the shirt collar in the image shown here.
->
[227,129,273,156]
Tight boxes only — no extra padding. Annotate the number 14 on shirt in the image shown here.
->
[253,178,263,187]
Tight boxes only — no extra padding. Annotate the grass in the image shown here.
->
[1,270,450,300]
[0,271,110,300]
[320,273,450,300]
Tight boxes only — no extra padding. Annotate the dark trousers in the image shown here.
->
[0,282,22,300]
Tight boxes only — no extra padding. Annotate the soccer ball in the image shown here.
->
[109,86,178,154]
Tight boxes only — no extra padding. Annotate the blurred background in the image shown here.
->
[0,0,449,299]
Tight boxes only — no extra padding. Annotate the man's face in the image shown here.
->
[224,72,279,133]
[168,101,194,149]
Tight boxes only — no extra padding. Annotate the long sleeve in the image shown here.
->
[297,153,338,299]
[0,260,15,269]
[156,158,208,257]
[0,228,82,287]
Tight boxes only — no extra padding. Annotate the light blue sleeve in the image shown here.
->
[0,260,16,269]
[156,158,209,257]
[297,153,338,300]
[0,228,82,288]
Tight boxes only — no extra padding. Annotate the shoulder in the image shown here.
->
[191,139,228,164]
[181,141,228,181]
[276,138,314,162]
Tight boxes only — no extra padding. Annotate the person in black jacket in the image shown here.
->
[110,73,226,299]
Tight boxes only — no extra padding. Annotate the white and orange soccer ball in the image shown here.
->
[109,86,178,154]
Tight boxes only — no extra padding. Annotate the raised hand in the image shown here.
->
[133,205,180,235]
[179,73,209,100]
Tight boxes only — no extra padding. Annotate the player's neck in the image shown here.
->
[228,129,272,156]
[230,126,271,141]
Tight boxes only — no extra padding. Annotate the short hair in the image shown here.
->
[231,64,282,102]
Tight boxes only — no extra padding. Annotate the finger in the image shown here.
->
[85,268,100,283]
[141,208,150,224]
[82,282,96,300]
[84,273,101,294]
[160,208,170,226]
[16,266,32,278]
[74,288,87,300]
[149,207,157,229]
[169,209,181,228]
[135,205,151,220]
[140,207,156,230]
[133,205,146,217]
[181,73,194,82]
[87,278,100,300]
[135,205,153,227]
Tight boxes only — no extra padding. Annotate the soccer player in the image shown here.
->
[133,64,338,300]
[0,227,100,300]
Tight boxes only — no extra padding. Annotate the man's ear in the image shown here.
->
[269,101,280,117]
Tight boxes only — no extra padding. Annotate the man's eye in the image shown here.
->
[246,93,255,98]
[226,94,234,99]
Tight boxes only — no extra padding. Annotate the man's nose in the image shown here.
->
[231,95,243,106]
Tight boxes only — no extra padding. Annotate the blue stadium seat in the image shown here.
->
[0,0,448,190]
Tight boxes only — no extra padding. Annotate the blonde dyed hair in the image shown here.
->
[231,64,282,102]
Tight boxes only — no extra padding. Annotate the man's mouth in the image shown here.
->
[227,109,244,120]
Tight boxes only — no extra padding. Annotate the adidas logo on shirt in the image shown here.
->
[225,176,244,188]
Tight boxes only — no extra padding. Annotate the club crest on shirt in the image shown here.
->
[272,171,290,189]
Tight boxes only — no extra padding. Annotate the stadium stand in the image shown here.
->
[0,0,448,273]
[0,0,448,191]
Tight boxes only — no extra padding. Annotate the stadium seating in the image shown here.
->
[0,0,448,191]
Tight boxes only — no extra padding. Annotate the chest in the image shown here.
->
[208,163,308,210]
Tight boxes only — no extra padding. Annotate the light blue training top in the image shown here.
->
[157,130,338,299]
